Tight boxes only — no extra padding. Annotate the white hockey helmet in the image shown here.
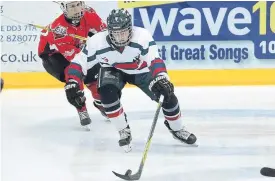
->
[59,1,85,21]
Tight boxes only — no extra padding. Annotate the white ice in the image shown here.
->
[1,86,275,181]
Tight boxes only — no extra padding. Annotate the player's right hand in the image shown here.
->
[64,79,86,109]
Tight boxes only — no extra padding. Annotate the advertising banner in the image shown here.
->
[133,1,275,69]
[1,1,62,72]
[0,1,115,72]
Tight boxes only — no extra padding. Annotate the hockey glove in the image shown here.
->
[149,75,174,100]
[64,79,86,109]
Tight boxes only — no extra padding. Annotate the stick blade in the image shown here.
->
[260,167,275,177]
[112,170,141,180]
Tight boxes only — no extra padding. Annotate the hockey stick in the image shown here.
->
[1,14,87,41]
[112,95,165,181]
[260,167,275,177]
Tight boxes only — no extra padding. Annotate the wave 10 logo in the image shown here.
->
[135,1,275,38]
[253,1,275,35]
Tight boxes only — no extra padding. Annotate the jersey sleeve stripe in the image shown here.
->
[128,41,156,56]
[70,62,82,71]
[82,44,88,55]
[150,58,167,77]
[151,59,164,64]
[68,68,82,79]
[68,63,83,80]
[151,67,167,77]
[96,47,113,55]
[87,47,113,62]
[87,54,96,62]
[149,41,156,46]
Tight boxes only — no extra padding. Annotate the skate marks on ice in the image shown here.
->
[69,115,275,181]
[3,107,275,181]
[2,87,275,181]
[126,109,275,120]
[130,166,271,181]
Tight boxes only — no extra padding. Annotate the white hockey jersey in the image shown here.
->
[68,26,167,80]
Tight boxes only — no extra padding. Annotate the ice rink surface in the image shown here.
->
[1,86,275,181]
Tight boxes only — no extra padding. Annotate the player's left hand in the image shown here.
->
[149,75,174,100]
[64,79,86,109]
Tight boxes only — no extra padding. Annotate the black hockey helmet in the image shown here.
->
[107,8,132,47]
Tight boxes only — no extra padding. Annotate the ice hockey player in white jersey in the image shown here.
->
[64,8,197,152]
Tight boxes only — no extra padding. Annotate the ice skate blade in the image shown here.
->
[104,118,111,123]
[173,136,198,147]
[180,141,198,147]
[82,124,91,131]
[188,143,199,147]
[122,144,132,153]
[173,138,198,147]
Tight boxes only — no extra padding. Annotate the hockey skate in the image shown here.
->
[164,120,197,145]
[118,125,132,153]
[78,110,91,131]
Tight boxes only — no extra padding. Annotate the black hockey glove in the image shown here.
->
[64,79,86,109]
[149,75,174,100]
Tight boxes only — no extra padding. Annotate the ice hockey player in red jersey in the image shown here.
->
[38,1,107,128]
[64,8,197,152]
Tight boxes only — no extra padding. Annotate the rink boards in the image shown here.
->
[2,69,275,88]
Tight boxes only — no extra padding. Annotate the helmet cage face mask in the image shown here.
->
[107,9,133,47]
[109,26,132,47]
[60,1,85,21]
